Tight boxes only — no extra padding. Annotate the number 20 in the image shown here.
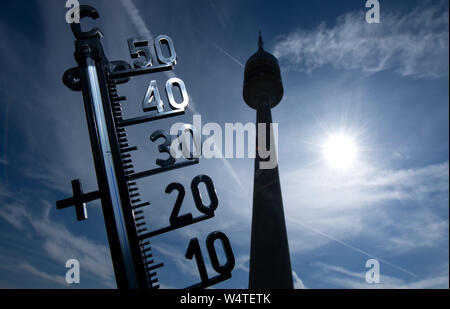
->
[166,175,218,227]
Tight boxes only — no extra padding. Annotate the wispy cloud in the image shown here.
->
[0,253,67,288]
[207,0,230,29]
[287,217,417,278]
[0,183,11,198]
[316,263,449,289]
[292,271,307,289]
[384,217,449,254]
[18,263,67,287]
[274,3,449,78]
[283,161,448,274]
[235,254,249,273]
[153,243,198,279]
[0,200,115,288]
[119,0,153,40]
[285,160,448,219]
[153,242,217,284]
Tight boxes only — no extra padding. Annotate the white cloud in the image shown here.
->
[153,243,199,279]
[207,0,232,29]
[235,254,250,273]
[316,263,449,289]
[0,184,8,198]
[292,271,307,289]
[0,200,115,288]
[283,161,449,255]
[273,3,449,78]
[153,242,219,282]
[0,253,67,288]
[18,263,67,287]
[119,0,154,40]
[0,201,31,231]
[384,216,448,254]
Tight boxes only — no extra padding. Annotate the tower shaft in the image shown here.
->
[249,98,293,289]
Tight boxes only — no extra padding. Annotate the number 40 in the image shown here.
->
[142,78,189,114]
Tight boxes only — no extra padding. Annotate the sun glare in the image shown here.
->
[322,134,358,169]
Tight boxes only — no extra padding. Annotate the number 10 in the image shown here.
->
[185,231,235,288]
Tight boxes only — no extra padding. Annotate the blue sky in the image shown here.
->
[0,0,448,289]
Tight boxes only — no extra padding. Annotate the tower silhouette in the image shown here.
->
[243,32,293,289]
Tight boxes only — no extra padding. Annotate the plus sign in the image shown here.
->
[56,179,100,221]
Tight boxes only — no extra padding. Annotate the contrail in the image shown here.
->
[208,39,244,68]
[119,0,196,113]
[287,217,417,278]
[207,0,227,29]
[119,0,153,40]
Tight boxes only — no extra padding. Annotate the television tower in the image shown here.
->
[243,32,293,289]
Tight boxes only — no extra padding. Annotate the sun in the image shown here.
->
[322,134,358,169]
